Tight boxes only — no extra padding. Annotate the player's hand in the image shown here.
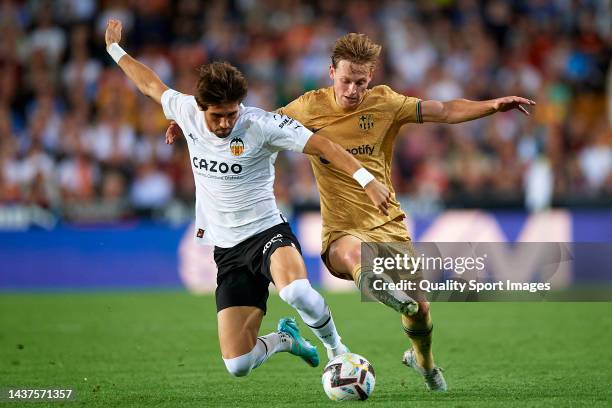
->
[105,19,123,47]
[493,96,536,115]
[364,179,391,216]
[165,121,183,144]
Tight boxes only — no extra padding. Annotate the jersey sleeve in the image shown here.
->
[387,87,423,125]
[161,88,193,122]
[263,112,313,153]
[276,94,309,124]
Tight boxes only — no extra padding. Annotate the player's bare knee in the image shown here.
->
[403,301,430,322]
[417,301,430,317]
[333,246,360,272]
[270,247,307,288]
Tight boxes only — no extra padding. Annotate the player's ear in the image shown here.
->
[329,64,335,81]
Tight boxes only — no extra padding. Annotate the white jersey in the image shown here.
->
[161,89,312,248]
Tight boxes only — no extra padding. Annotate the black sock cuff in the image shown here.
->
[403,324,433,337]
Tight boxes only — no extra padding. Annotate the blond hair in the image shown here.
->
[331,33,382,69]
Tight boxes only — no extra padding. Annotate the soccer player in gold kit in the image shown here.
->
[167,33,535,391]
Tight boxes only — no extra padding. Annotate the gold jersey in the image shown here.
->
[279,85,422,235]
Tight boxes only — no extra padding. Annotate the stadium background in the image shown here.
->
[0,0,610,290]
[1,1,611,406]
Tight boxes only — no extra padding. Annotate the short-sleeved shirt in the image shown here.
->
[278,85,422,235]
[161,89,312,248]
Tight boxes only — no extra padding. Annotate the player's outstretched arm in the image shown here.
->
[105,19,168,104]
[303,135,392,215]
[420,96,536,124]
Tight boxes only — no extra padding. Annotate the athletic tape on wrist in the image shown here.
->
[353,168,375,188]
[107,43,127,63]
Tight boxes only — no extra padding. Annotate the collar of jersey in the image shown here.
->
[200,104,246,145]
[327,87,370,113]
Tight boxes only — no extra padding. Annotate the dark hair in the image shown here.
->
[194,61,248,110]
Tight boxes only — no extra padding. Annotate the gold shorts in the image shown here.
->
[321,216,416,281]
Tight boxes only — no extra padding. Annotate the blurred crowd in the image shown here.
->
[0,0,610,224]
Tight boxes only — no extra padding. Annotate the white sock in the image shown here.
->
[223,350,257,377]
[222,332,292,376]
[279,279,342,349]
[253,332,292,367]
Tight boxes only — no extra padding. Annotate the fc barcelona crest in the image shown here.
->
[230,138,245,156]
[358,114,374,131]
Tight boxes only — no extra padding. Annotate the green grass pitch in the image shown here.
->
[1,291,611,407]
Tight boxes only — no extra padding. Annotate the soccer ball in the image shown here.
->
[322,353,376,401]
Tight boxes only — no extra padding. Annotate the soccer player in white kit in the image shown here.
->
[105,20,393,377]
